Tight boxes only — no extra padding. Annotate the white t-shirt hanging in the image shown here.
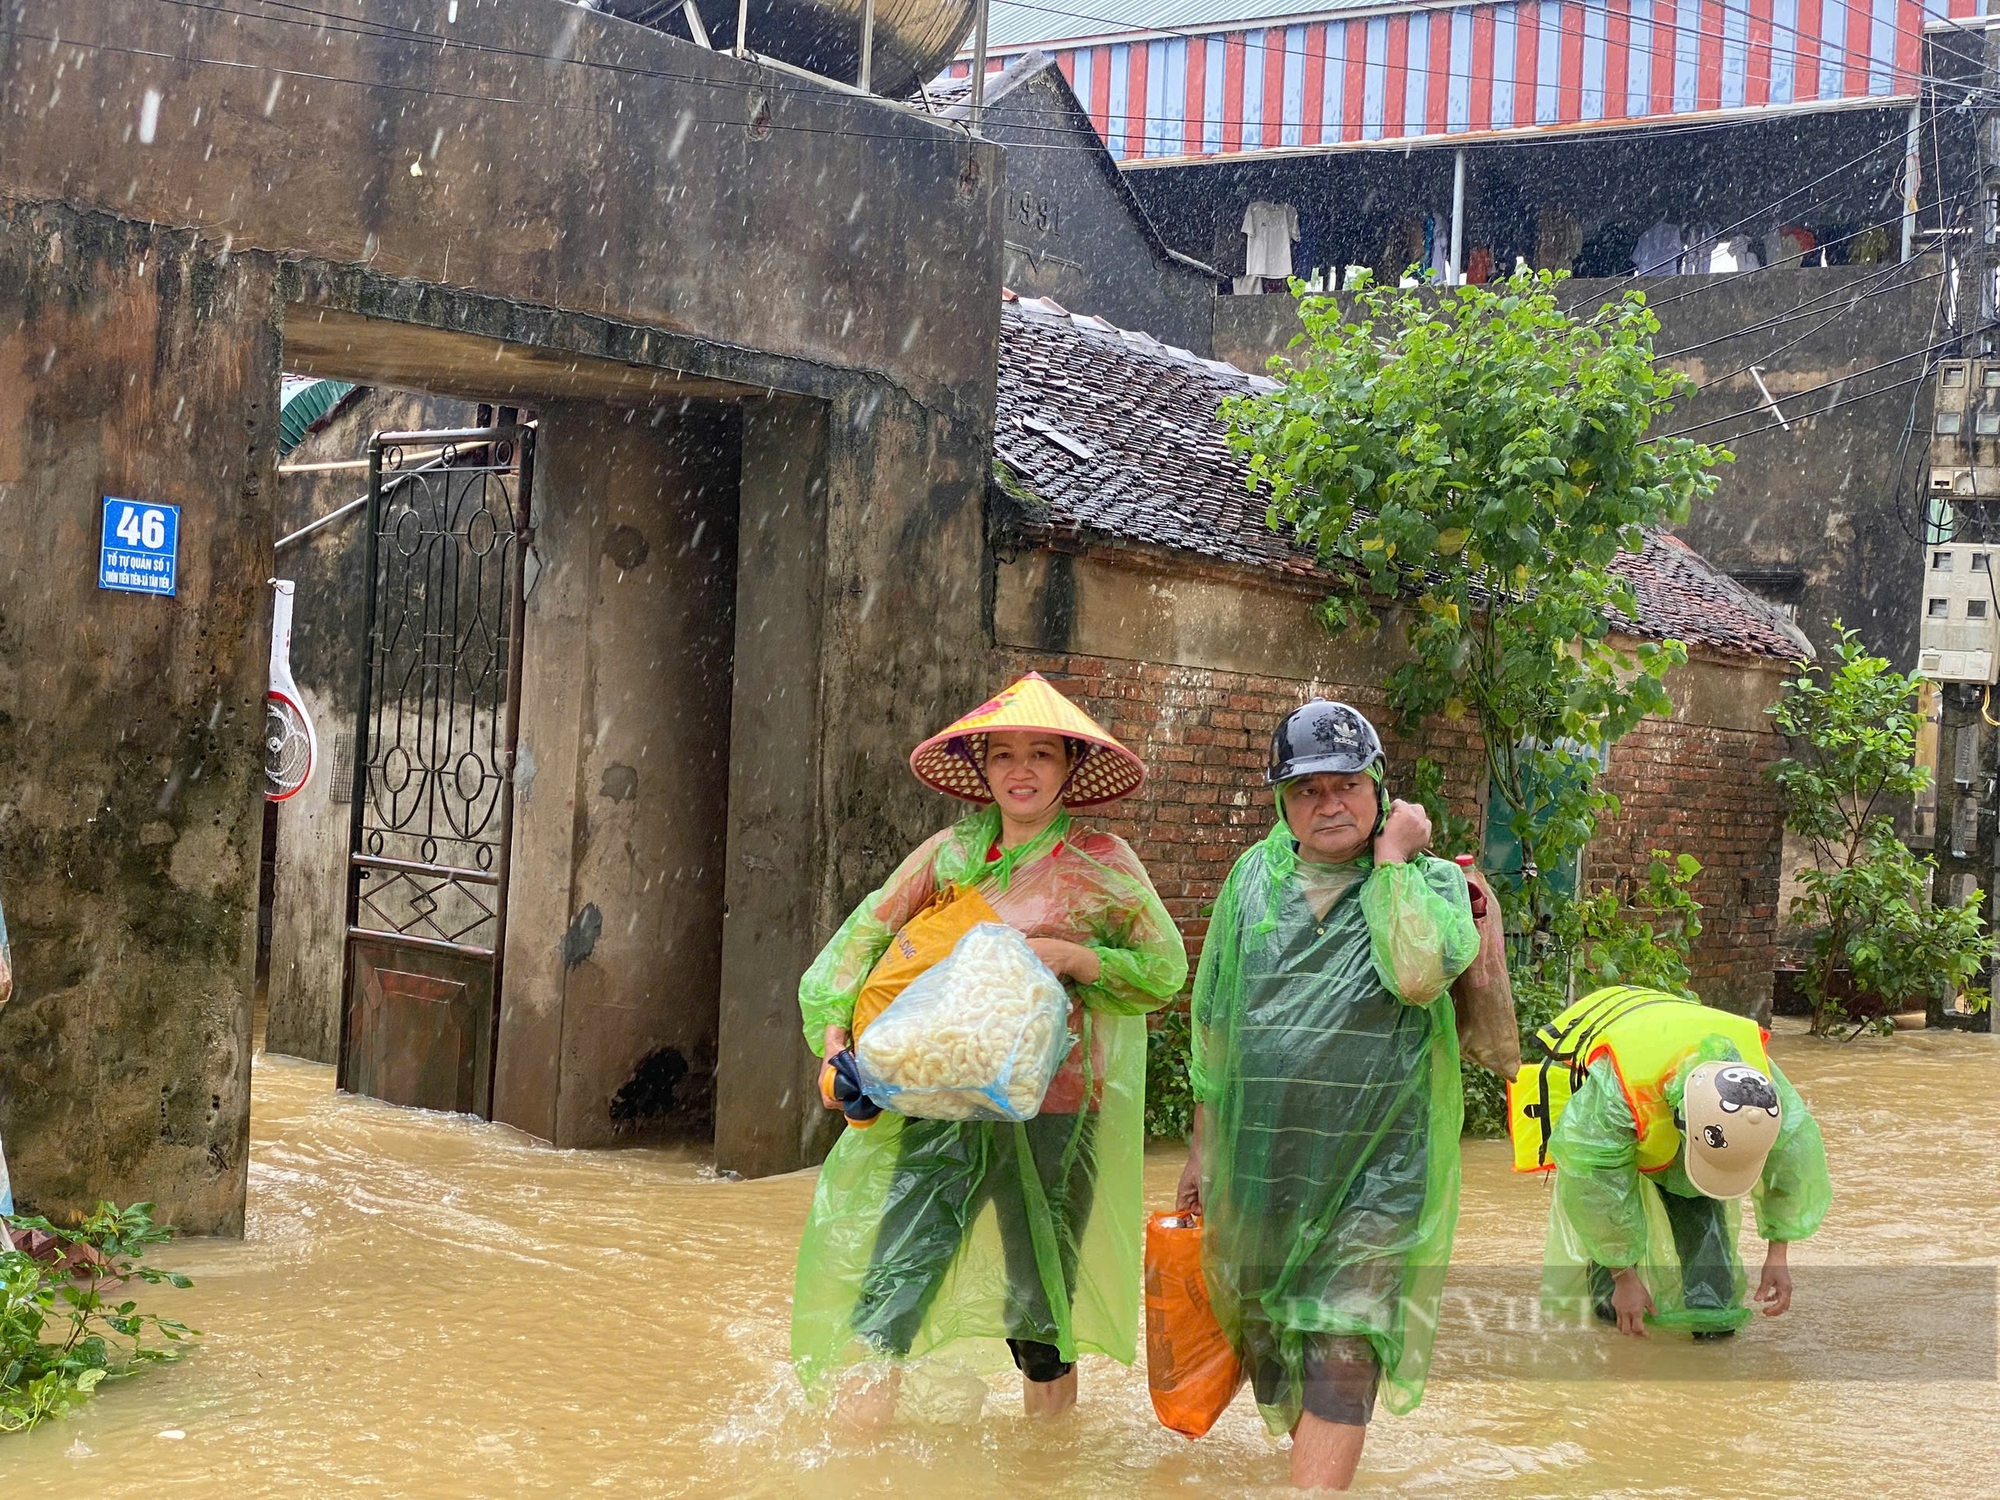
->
[1632,221,1683,276]
[1242,201,1300,279]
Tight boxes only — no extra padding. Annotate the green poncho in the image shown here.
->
[1190,823,1478,1431]
[791,807,1187,1387]
[1542,1050,1831,1334]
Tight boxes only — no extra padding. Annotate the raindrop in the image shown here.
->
[137,87,162,145]
[263,76,282,117]
[666,110,695,161]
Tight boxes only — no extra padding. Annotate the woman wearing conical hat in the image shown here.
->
[791,673,1187,1422]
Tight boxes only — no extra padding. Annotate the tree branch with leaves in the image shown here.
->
[1767,625,1992,1036]
[1221,268,1727,950]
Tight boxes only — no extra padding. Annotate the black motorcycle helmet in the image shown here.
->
[1266,700,1385,785]
[1267,700,1390,835]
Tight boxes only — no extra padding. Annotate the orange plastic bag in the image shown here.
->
[851,882,1001,1039]
[1144,1210,1244,1438]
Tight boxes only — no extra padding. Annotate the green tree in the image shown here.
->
[1553,849,1704,997]
[1767,625,1991,1036]
[1221,269,1727,945]
[1144,1001,1196,1141]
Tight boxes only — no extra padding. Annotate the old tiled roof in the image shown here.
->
[1613,532,1813,658]
[995,292,1811,661]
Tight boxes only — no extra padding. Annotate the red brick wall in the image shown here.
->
[1592,717,1789,1013]
[1003,650,1786,1015]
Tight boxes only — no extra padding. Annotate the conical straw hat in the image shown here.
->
[910,673,1145,806]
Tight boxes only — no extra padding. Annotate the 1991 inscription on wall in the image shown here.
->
[1012,188,1061,237]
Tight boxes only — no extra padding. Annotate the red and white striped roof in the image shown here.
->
[951,0,1960,164]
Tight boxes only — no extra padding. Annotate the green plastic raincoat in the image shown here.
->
[1190,823,1479,1432]
[791,806,1187,1387]
[1542,1044,1831,1334]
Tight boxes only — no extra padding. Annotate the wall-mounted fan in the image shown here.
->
[265,579,318,801]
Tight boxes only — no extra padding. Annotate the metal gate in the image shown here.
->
[338,425,534,1118]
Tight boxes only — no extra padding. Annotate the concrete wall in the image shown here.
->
[993,544,1794,1015]
[265,388,478,1065]
[976,61,1218,353]
[715,399,831,1173]
[0,0,999,415]
[0,0,1003,1212]
[0,205,273,1234]
[1211,266,1937,670]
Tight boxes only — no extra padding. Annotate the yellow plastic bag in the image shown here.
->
[1507,1061,1575,1173]
[851,882,1000,1038]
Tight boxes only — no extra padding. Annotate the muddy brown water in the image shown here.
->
[10,1022,1999,1496]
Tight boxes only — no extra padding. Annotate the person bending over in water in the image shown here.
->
[790,674,1186,1423]
[1532,985,1831,1340]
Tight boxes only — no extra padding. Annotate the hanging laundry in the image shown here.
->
[1710,235,1761,273]
[1765,224,1817,267]
[1534,207,1582,273]
[1427,213,1453,283]
[1632,221,1684,276]
[1241,201,1300,281]
[1682,223,1719,274]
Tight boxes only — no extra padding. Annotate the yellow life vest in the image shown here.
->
[1506,1061,1576,1173]
[1520,985,1770,1175]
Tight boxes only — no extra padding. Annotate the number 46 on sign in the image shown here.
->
[115,505,168,549]
[98,496,181,597]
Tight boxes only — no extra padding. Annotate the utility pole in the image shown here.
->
[1977,12,2000,349]
[1915,7,2000,1030]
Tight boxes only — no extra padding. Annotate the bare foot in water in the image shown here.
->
[1022,1368,1077,1418]
[834,1364,901,1431]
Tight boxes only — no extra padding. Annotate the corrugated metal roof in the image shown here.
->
[971,0,1919,160]
[985,0,1406,50]
[278,379,357,457]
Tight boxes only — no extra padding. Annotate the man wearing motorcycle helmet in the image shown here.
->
[1178,700,1479,1490]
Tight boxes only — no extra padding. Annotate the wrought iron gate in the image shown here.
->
[338,425,534,1118]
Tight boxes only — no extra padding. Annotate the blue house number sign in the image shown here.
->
[99,497,180,596]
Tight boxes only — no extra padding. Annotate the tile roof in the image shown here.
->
[993,292,1811,661]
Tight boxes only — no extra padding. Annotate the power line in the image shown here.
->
[1666,328,1963,439]
[148,0,1989,151]
[1649,255,1949,393]
[4,19,1129,156]
[1885,262,1952,545]
[1702,362,1935,448]
[1655,245,1954,364]
[17,2,1973,389]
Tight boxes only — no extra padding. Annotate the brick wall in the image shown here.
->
[1592,717,1789,1012]
[1002,649,1787,1015]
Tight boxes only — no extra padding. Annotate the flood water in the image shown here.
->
[9,1022,1998,1496]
